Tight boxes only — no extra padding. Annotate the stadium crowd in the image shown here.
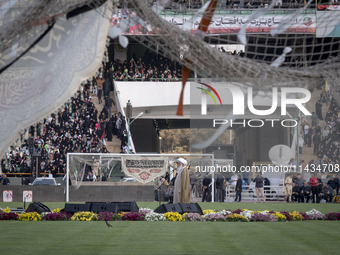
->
[109,54,184,82]
[1,86,115,178]
[300,87,340,166]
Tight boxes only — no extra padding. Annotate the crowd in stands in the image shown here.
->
[299,85,340,167]
[1,86,112,178]
[108,53,184,82]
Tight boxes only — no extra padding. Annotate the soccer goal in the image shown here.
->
[66,153,217,202]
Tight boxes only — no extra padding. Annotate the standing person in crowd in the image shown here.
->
[154,177,161,201]
[253,172,265,203]
[230,172,238,190]
[202,176,212,202]
[235,175,242,202]
[216,174,225,202]
[284,173,293,203]
[97,85,102,104]
[298,135,304,154]
[313,130,321,155]
[0,174,10,185]
[164,172,170,184]
[335,175,340,196]
[309,174,319,203]
[311,112,319,127]
[106,118,113,142]
[100,172,108,181]
[303,123,310,147]
[173,158,191,204]
[104,96,114,117]
[315,99,323,120]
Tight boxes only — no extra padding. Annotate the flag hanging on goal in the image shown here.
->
[121,156,169,184]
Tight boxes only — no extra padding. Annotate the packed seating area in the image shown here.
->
[300,86,340,166]
[1,86,112,177]
[110,54,183,82]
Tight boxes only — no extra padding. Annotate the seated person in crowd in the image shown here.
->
[300,181,311,203]
[164,185,174,203]
[86,171,97,182]
[321,183,333,203]
[291,183,301,203]
[327,175,339,196]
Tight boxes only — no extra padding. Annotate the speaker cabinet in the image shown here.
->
[87,201,139,213]
[64,203,91,214]
[26,202,51,214]
[154,203,203,215]
[180,203,203,215]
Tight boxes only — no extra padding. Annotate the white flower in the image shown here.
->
[145,212,165,221]
[240,211,252,219]
[306,209,322,216]
[219,210,232,216]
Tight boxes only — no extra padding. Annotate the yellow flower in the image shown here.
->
[52,208,62,213]
[18,212,41,221]
[3,207,11,213]
[203,209,215,215]
[164,212,183,221]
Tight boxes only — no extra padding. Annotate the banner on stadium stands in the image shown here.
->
[112,9,316,35]
[316,11,340,38]
[317,5,340,11]
[121,156,168,184]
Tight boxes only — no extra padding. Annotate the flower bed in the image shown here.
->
[0,207,338,222]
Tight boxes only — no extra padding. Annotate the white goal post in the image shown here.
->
[66,153,217,202]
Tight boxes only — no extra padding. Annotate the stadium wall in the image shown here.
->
[0,185,154,202]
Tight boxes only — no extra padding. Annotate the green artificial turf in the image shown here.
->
[0,221,339,255]
[1,201,339,214]
[1,202,340,254]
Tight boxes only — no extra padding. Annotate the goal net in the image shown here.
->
[110,0,340,102]
[66,153,216,201]
[2,0,339,96]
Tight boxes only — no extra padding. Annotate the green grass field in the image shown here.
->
[1,202,340,255]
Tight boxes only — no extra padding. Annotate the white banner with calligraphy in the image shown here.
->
[3,190,13,202]
[112,9,316,35]
[121,156,168,184]
[23,190,33,203]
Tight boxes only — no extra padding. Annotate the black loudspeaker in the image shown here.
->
[86,201,139,213]
[154,203,183,214]
[26,202,51,214]
[180,203,203,215]
[89,202,118,213]
[154,203,203,215]
[116,201,139,213]
[64,203,91,214]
